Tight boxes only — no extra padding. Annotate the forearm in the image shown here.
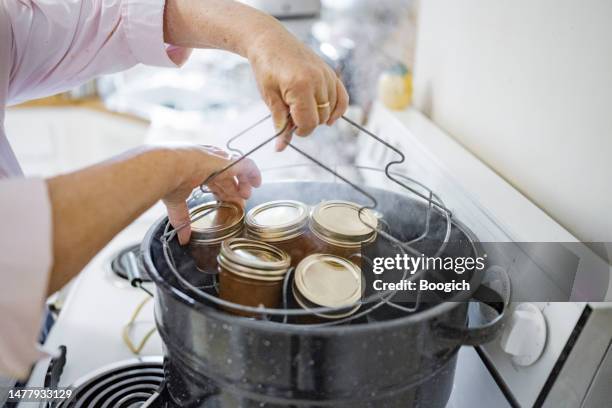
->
[46,148,179,294]
[163,0,283,57]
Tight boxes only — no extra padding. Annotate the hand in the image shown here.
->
[162,145,261,245]
[46,144,261,293]
[163,0,349,150]
[247,26,350,151]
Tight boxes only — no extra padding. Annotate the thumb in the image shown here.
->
[268,92,292,151]
[165,200,192,245]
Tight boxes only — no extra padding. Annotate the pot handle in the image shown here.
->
[435,283,508,346]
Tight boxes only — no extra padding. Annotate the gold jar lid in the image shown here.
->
[190,201,244,244]
[245,200,309,242]
[294,254,362,308]
[218,238,291,282]
[292,281,361,319]
[310,200,378,247]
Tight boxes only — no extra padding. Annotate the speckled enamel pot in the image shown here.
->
[143,181,506,407]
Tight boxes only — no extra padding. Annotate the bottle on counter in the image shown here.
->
[378,62,413,111]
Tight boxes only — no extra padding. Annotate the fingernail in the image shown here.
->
[274,119,286,132]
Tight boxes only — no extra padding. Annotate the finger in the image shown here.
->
[208,182,237,201]
[237,173,253,199]
[227,157,262,188]
[208,184,229,201]
[315,78,331,125]
[211,187,245,207]
[325,71,338,126]
[268,92,293,152]
[286,82,319,137]
[275,124,294,152]
[214,177,240,198]
[291,95,319,136]
[247,160,262,187]
[328,78,349,125]
[165,200,192,245]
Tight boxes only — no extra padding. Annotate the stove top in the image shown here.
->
[109,244,151,283]
[54,357,164,408]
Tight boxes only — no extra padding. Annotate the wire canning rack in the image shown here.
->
[159,114,455,327]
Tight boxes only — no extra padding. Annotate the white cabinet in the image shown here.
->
[5,107,149,177]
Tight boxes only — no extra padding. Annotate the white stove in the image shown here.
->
[25,205,166,390]
[15,103,612,407]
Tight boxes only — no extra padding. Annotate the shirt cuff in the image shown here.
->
[0,178,53,379]
[122,0,192,67]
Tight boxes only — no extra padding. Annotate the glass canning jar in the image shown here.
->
[188,201,244,273]
[245,200,316,268]
[217,238,291,317]
[309,200,378,265]
[292,253,363,321]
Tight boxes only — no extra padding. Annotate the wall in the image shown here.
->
[412,0,612,260]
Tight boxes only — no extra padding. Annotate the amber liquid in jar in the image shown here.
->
[309,200,379,267]
[217,238,291,317]
[188,201,244,273]
[218,269,285,317]
[245,200,316,268]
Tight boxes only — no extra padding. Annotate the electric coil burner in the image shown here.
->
[110,244,151,282]
[55,357,165,408]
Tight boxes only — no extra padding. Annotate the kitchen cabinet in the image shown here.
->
[5,106,148,176]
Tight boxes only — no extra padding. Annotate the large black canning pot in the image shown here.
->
[142,180,506,408]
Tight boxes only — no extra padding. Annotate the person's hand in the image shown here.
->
[162,145,261,245]
[247,26,350,151]
[163,0,349,150]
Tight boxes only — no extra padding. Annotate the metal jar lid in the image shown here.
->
[245,200,309,242]
[310,200,378,247]
[294,254,362,308]
[218,238,291,282]
[189,201,244,244]
[292,281,361,319]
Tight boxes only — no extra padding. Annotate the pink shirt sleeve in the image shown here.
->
[4,0,191,105]
[0,179,52,378]
[0,0,190,378]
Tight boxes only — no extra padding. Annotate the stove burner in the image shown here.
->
[111,244,151,282]
[57,358,164,408]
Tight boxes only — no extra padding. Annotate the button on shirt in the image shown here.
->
[0,0,189,378]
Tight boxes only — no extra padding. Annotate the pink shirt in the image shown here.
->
[0,0,189,378]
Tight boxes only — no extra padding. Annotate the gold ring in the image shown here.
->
[317,102,331,109]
